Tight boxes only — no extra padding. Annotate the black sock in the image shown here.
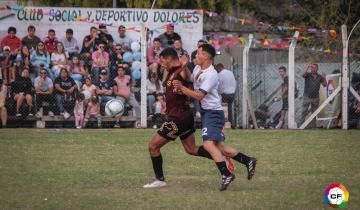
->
[233,152,251,165]
[216,161,231,176]
[197,145,213,160]
[151,155,165,181]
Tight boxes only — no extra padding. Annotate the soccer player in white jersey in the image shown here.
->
[173,44,257,191]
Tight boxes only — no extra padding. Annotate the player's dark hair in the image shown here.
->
[8,27,16,34]
[279,66,287,71]
[198,44,216,59]
[215,63,224,70]
[48,29,55,33]
[159,47,178,59]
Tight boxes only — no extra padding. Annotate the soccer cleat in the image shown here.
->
[220,173,236,191]
[226,157,235,173]
[143,179,167,188]
[246,157,257,180]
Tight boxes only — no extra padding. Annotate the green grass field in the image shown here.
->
[0,129,359,210]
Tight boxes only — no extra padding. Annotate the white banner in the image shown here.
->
[0,7,203,52]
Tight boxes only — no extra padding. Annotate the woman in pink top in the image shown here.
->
[68,55,86,82]
[91,44,109,83]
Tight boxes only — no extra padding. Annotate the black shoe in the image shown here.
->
[220,173,235,191]
[246,158,257,180]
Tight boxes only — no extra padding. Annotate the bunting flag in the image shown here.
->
[192,9,337,38]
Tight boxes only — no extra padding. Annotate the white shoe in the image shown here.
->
[36,108,43,118]
[153,125,157,129]
[143,179,167,188]
[15,113,22,117]
[48,111,54,117]
[63,112,70,119]
[275,121,283,129]
[195,112,201,118]
[76,126,81,129]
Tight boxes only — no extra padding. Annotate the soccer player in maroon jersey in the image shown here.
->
[143,47,215,188]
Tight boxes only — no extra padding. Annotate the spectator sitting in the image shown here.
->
[1,46,13,84]
[189,39,207,72]
[12,68,33,117]
[67,54,87,82]
[109,44,124,79]
[115,25,132,50]
[84,96,101,128]
[34,68,55,118]
[91,43,109,83]
[30,41,50,76]
[158,23,181,49]
[50,42,68,80]
[147,37,163,77]
[1,27,21,54]
[96,69,114,104]
[82,76,97,98]
[173,38,188,59]
[74,92,85,129]
[300,63,327,128]
[43,29,58,55]
[9,45,31,83]
[54,68,76,119]
[97,24,114,52]
[80,26,100,69]
[21,25,41,51]
[151,93,166,129]
[113,66,141,127]
[61,28,79,59]
[146,71,163,115]
[0,79,8,128]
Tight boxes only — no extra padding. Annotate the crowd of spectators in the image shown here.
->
[0,23,190,128]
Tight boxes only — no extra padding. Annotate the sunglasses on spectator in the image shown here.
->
[38,44,44,46]
[40,72,47,74]
[116,48,122,50]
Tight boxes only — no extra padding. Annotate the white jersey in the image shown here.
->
[192,65,223,110]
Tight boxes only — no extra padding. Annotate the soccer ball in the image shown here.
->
[105,99,125,117]
[328,187,345,205]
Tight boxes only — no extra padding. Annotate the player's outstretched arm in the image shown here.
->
[172,80,205,101]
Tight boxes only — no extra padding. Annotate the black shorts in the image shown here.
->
[157,114,195,141]
[282,98,288,111]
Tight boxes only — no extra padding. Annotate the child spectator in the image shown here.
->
[1,46,13,84]
[54,68,76,119]
[0,79,8,128]
[91,43,109,83]
[1,27,21,54]
[21,25,41,51]
[84,96,101,128]
[74,92,85,129]
[30,41,50,76]
[43,29,58,54]
[12,68,33,117]
[82,76,97,99]
[61,28,79,58]
[152,93,166,129]
[50,42,68,80]
[67,55,86,82]
[34,68,54,118]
